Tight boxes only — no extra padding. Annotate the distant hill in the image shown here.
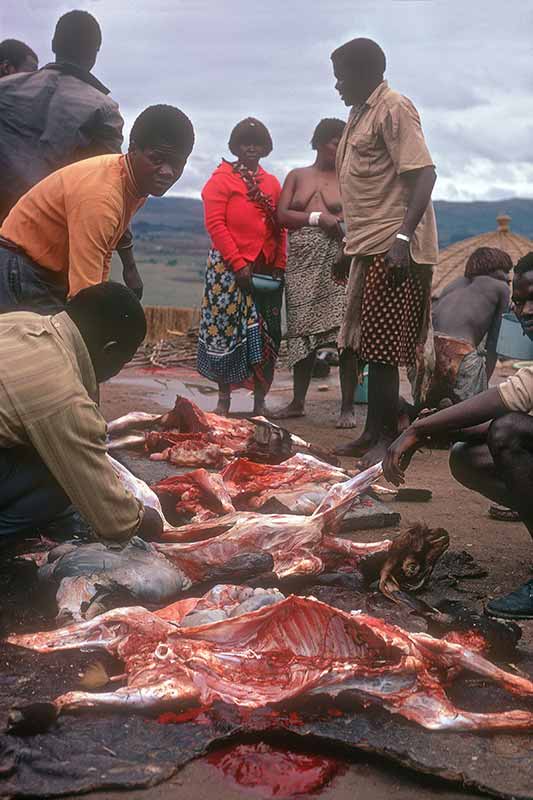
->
[126,196,533,307]
[133,195,533,252]
[434,198,533,248]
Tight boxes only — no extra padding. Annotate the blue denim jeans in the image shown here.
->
[0,446,70,537]
[0,243,67,315]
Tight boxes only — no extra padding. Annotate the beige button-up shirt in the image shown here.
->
[336,81,438,265]
[0,311,142,541]
[499,366,533,414]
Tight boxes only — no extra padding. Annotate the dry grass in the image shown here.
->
[143,306,201,343]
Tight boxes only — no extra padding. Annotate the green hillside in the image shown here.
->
[122,196,533,308]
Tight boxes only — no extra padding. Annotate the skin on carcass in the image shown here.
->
[157,462,390,581]
[107,412,163,437]
[38,538,192,622]
[108,455,168,524]
[8,594,533,731]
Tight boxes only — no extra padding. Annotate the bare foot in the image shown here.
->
[214,398,231,416]
[252,401,267,417]
[268,402,306,420]
[355,435,394,469]
[335,431,375,457]
[336,409,357,429]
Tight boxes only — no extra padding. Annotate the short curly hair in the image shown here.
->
[464,247,513,280]
[311,118,345,150]
[130,105,195,156]
[0,39,37,70]
[52,10,102,61]
[514,252,533,278]
[331,37,386,76]
[228,117,273,157]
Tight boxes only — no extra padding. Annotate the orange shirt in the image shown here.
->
[0,154,145,297]
[336,81,438,265]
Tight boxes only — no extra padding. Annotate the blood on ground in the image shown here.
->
[205,741,346,798]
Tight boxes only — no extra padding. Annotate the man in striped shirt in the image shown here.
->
[0,282,162,542]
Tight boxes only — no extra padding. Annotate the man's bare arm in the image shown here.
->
[383,387,508,485]
[384,166,436,276]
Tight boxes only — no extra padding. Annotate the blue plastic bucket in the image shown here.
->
[354,367,369,404]
[496,313,533,360]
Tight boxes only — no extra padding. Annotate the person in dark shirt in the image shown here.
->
[0,11,142,297]
[0,39,38,77]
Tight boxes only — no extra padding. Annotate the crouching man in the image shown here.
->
[0,282,162,542]
[383,252,533,619]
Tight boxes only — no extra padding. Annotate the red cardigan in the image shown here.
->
[201,161,287,271]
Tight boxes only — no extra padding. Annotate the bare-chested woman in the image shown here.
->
[269,118,357,428]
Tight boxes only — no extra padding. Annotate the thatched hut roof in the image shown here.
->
[433,215,533,297]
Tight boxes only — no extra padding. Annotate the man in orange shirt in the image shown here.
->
[0,104,194,313]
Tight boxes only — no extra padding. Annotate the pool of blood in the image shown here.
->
[204,741,346,798]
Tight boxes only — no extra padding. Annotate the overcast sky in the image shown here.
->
[3,0,533,201]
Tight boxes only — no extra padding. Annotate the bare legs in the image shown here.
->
[450,412,533,617]
[337,349,358,428]
[269,352,315,420]
[215,383,231,416]
[336,361,399,464]
[450,412,533,538]
[215,379,267,417]
[270,348,357,427]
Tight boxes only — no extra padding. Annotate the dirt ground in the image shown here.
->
[84,360,533,800]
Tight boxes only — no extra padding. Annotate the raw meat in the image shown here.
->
[146,432,229,468]
[8,595,533,731]
[108,396,339,467]
[151,454,349,522]
[153,469,236,522]
[157,462,390,581]
[161,395,254,451]
[221,453,351,513]
[34,537,275,622]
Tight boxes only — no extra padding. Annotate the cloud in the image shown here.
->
[2,0,531,201]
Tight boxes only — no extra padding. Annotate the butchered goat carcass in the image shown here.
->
[156,462,449,595]
[7,593,533,732]
[107,395,339,467]
[31,463,449,621]
[151,454,352,522]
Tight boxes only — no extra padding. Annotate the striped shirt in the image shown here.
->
[0,310,142,541]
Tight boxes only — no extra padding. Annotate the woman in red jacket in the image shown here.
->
[198,118,287,416]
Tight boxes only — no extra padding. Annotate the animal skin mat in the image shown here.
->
[1,635,533,799]
[1,693,533,799]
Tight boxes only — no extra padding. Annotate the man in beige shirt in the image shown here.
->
[0,281,162,542]
[383,253,533,619]
[331,38,438,466]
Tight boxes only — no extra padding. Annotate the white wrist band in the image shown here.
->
[396,233,410,242]
[309,211,322,227]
